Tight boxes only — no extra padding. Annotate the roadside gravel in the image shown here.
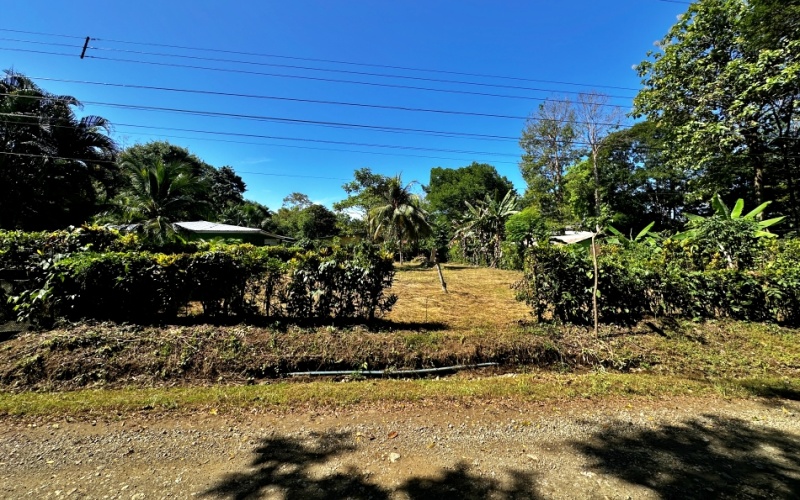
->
[1,395,799,499]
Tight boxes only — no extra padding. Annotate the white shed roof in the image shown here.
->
[551,231,595,245]
[174,221,293,240]
[174,221,264,234]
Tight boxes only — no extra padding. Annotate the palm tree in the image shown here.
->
[110,157,210,243]
[454,190,518,267]
[0,70,119,229]
[369,175,431,264]
[218,201,274,230]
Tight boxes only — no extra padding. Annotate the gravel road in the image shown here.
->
[2,396,799,499]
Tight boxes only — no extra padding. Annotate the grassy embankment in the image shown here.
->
[0,264,798,415]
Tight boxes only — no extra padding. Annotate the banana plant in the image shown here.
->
[675,194,784,240]
[606,221,660,248]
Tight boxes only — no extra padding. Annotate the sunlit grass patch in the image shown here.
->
[2,373,798,417]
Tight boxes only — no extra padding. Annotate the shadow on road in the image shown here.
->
[574,414,800,499]
[202,430,539,499]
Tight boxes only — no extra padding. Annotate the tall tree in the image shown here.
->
[634,0,800,227]
[369,176,431,264]
[218,200,274,230]
[334,168,393,236]
[122,141,243,220]
[0,70,118,229]
[519,98,581,225]
[109,157,210,243]
[425,162,515,222]
[576,92,622,224]
[208,165,246,209]
[297,204,339,240]
[564,121,688,233]
[272,193,338,240]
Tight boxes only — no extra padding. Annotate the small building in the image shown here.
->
[174,221,294,246]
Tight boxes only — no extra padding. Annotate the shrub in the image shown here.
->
[516,238,800,326]
[6,237,395,325]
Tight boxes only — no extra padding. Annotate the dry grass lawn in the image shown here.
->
[385,263,531,334]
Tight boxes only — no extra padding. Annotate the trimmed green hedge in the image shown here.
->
[2,228,396,324]
[516,240,800,326]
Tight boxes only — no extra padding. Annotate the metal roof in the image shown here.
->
[174,221,264,233]
[174,221,294,240]
[551,231,595,245]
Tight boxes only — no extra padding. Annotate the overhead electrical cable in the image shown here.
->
[0,27,640,91]
[0,113,520,157]
[0,151,350,180]
[8,76,633,129]
[0,93,521,143]
[79,42,637,100]
[0,114,686,155]
[0,45,632,110]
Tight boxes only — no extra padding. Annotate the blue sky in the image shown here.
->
[1,0,688,211]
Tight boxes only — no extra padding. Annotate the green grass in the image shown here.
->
[0,265,798,415]
[2,373,798,417]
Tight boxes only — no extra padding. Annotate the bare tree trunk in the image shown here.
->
[592,149,601,218]
[591,232,599,337]
[754,165,764,219]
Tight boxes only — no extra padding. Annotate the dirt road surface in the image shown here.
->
[2,396,799,499]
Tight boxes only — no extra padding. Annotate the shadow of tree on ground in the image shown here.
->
[202,431,539,499]
[574,414,800,498]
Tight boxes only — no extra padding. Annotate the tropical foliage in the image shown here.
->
[0,70,119,230]
[368,175,431,264]
[1,229,395,324]
[452,190,518,267]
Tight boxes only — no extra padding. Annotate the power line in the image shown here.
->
[0,120,519,166]
[0,114,521,158]
[0,26,640,92]
[0,92,520,144]
[108,128,521,165]
[2,35,637,100]
[81,42,637,100]
[0,45,632,110]
[0,150,353,180]
[30,76,532,121]
[4,75,632,130]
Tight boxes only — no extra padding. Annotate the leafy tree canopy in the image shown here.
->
[564,121,688,233]
[121,141,245,219]
[0,70,119,230]
[273,193,338,240]
[634,0,800,227]
[425,162,515,221]
[519,99,582,224]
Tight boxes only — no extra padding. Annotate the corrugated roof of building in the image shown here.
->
[551,231,595,245]
[174,221,264,233]
[174,221,294,241]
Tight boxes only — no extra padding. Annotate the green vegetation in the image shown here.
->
[2,374,798,417]
[0,0,798,414]
[0,228,395,324]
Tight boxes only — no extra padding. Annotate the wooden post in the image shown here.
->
[591,230,599,337]
[80,37,90,59]
[432,248,447,293]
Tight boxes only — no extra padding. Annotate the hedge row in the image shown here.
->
[2,228,396,324]
[515,240,800,326]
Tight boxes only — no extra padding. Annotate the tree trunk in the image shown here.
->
[592,149,601,218]
[591,232,599,337]
[754,165,764,219]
